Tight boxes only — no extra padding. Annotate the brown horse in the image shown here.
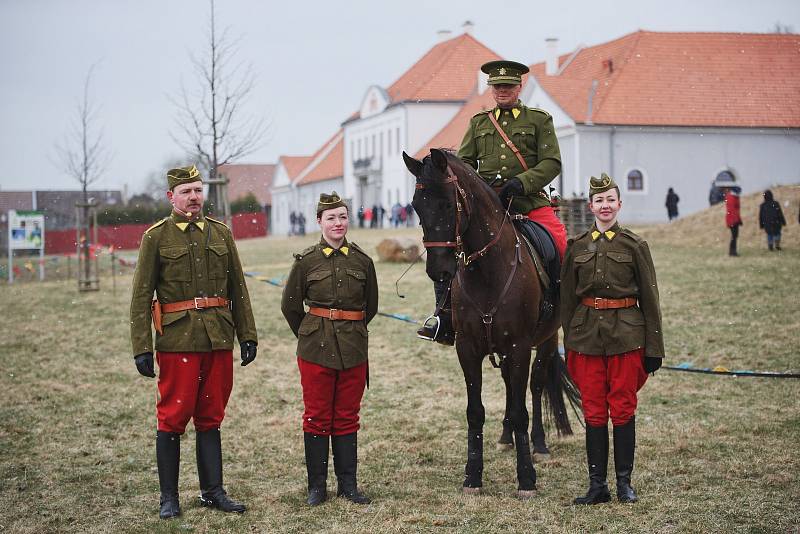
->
[403,148,578,498]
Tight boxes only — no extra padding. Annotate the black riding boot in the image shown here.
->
[614,417,638,503]
[304,433,329,506]
[332,433,370,504]
[573,424,611,505]
[156,431,181,519]
[416,280,454,345]
[196,429,246,513]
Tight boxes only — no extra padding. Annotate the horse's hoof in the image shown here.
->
[496,441,514,451]
[517,489,537,500]
[462,486,482,496]
[532,452,551,463]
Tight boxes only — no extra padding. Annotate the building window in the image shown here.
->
[627,169,644,191]
[396,128,401,153]
[380,131,384,156]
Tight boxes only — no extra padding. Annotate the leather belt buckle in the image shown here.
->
[593,297,603,310]
[329,308,338,320]
[194,297,207,309]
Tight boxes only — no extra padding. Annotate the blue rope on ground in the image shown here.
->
[246,272,797,378]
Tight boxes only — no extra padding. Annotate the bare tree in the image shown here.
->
[171,0,268,222]
[55,63,111,290]
[771,22,795,34]
[56,63,110,206]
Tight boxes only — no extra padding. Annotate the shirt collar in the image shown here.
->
[171,210,205,232]
[494,105,522,120]
[321,238,349,257]
[591,222,620,241]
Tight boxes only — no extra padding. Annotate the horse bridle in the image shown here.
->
[416,166,522,366]
[416,166,511,266]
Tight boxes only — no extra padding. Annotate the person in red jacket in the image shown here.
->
[724,188,743,257]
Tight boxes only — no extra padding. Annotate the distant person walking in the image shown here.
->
[725,188,743,257]
[665,188,679,221]
[759,189,786,251]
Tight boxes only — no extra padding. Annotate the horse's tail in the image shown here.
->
[543,348,583,436]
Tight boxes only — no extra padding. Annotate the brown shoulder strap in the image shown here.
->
[487,111,528,171]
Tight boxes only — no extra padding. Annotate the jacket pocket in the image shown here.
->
[298,315,322,336]
[606,250,635,287]
[475,128,495,156]
[570,305,588,328]
[305,269,332,302]
[345,268,366,299]
[208,243,229,279]
[161,310,189,327]
[159,246,191,282]
[511,125,537,155]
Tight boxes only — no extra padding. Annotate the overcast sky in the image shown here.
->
[1,0,798,194]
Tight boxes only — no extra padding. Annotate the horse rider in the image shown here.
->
[281,192,379,506]
[130,165,258,519]
[417,59,567,345]
[560,174,664,505]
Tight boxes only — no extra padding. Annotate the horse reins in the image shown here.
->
[417,166,522,366]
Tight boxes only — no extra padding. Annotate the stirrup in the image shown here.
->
[416,314,441,342]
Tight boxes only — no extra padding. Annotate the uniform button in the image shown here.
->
[500,143,506,148]
[597,269,602,273]
[500,154,506,160]
[598,253,603,257]
[502,121,508,126]
[502,166,507,171]
[599,316,604,320]
[198,274,203,278]
[196,258,201,262]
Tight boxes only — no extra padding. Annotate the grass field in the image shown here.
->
[1,201,799,533]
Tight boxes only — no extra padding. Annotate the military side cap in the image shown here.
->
[589,173,618,197]
[167,165,203,190]
[481,60,529,85]
[317,191,346,216]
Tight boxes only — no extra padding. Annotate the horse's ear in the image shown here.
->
[402,151,423,177]
[430,148,448,172]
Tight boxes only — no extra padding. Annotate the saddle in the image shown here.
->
[513,218,560,321]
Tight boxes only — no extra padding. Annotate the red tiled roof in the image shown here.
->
[298,132,343,185]
[280,155,314,180]
[532,31,800,127]
[387,33,501,103]
[415,89,498,159]
[218,164,275,206]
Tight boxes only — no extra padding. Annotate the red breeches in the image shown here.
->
[297,357,367,436]
[156,350,233,434]
[526,206,567,260]
[566,348,647,427]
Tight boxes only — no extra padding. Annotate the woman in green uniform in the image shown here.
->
[560,174,665,505]
[281,192,379,506]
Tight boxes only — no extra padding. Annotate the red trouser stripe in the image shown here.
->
[566,348,647,427]
[526,206,567,260]
[297,357,367,436]
[156,350,233,434]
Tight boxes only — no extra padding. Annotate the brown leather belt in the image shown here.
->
[308,307,365,321]
[581,297,637,310]
[162,296,230,313]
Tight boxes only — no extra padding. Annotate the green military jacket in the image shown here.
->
[129,211,257,356]
[560,222,665,358]
[281,238,378,370]
[457,101,561,213]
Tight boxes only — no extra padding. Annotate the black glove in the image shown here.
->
[643,356,662,374]
[498,178,524,207]
[240,340,257,367]
[134,352,156,378]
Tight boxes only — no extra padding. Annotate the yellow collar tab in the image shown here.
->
[175,220,205,232]
[494,107,521,120]
[591,229,616,241]
[322,245,349,257]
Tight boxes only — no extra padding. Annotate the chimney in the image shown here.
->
[462,20,475,34]
[545,37,559,76]
[437,30,453,42]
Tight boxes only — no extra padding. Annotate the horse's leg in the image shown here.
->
[530,334,558,462]
[497,359,514,450]
[508,348,537,499]
[458,346,485,494]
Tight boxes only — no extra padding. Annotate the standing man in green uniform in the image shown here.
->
[417,60,566,344]
[281,192,378,506]
[130,165,258,519]
[560,174,664,505]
